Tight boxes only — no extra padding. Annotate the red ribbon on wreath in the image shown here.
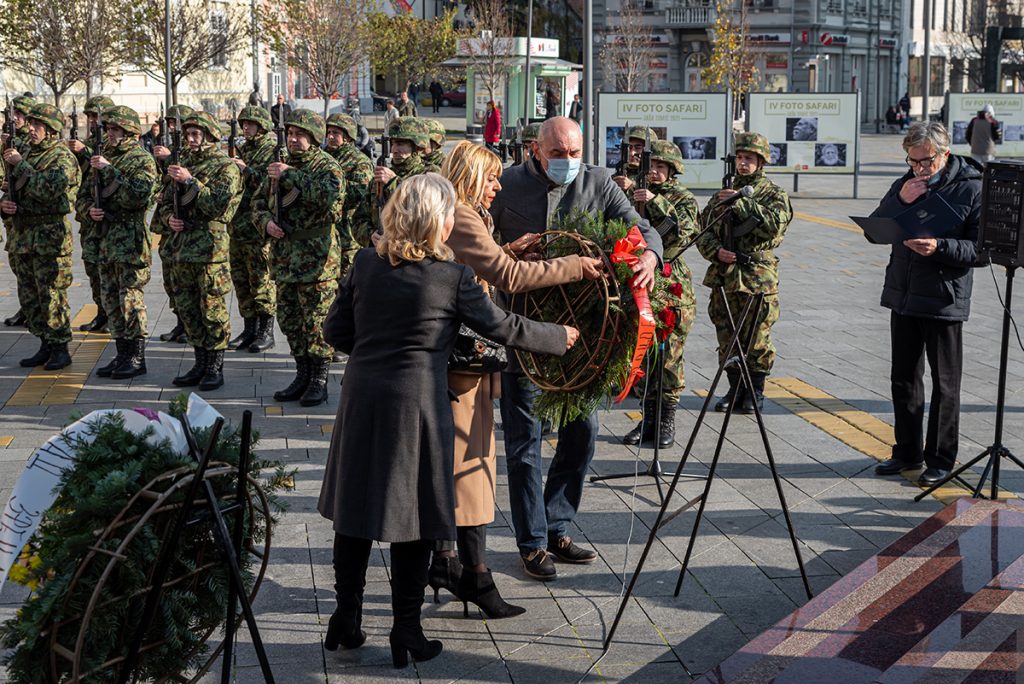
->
[609,226,657,403]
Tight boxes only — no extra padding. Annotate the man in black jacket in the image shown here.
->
[869,122,982,486]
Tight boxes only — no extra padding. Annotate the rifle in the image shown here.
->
[375,129,391,208]
[615,121,630,177]
[635,129,651,218]
[171,111,183,221]
[70,100,78,141]
[93,104,106,235]
[717,153,755,266]
[158,103,168,148]
[228,104,238,158]
[3,96,17,205]
[272,103,286,234]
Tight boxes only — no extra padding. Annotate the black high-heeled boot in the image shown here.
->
[326,534,372,651]
[457,569,526,619]
[427,553,463,603]
[390,540,442,668]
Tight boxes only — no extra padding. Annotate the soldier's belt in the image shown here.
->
[286,224,331,240]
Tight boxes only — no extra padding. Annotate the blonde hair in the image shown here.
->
[376,173,456,266]
[441,140,502,208]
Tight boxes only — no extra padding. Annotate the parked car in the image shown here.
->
[423,84,466,108]
[370,91,390,111]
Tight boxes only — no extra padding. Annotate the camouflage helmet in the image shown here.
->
[285,108,326,145]
[388,117,430,150]
[626,125,659,143]
[520,123,541,143]
[182,111,223,141]
[237,105,272,132]
[84,95,115,116]
[325,112,358,141]
[103,105,142,136]
[27,103,64,133]
[735,132,771,163]
[11,95,37,116]
[424,119,446,147]
[166,104,195,122]
[650,140,684,176]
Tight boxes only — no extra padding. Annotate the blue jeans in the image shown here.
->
[499,372,598,553]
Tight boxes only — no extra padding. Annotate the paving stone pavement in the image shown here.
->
[0,134,1021,683]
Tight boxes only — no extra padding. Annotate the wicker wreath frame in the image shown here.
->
[45,463,273,683]
[511,230,625,392]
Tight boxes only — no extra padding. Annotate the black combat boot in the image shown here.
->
[111,338,147,379]
[198,349,225,391]
[739,373,766,415]
[173,347,207,386]
[97,338,129,377]
[227,317,256,350]
[714,370,744,413]
[657,403,676,448]
[20,340,51,367]
[45,343,72,370]
[4,309,26,327]
[299,358,330,406]
[274,357,310,402]
[79,309,107,332]
[247,314,276,352]
[160,316,187,343]
[622,397,657,446]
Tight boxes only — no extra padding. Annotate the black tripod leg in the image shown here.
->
[913,448,992,502]
[221,410,254,684]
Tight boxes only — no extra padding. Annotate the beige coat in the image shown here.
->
[446,202,583,526]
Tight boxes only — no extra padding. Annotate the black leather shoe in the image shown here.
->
[918,467,950,487]
[79,310,107,332]
[172,348,207,387]
[247,314,276,352]
[4,309,26,327]
[547,536,596,564]
[160,317,186,343]
[657,408,675,448]
[521,549,556,581]
[111,338,147,379]
[198,350,225,391]
[875,459,924,476]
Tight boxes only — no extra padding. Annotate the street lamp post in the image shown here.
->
[583,0,593,163]
[523,0,533,128]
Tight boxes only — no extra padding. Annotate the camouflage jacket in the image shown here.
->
[76,137,158,267]
[252,146,344,284]
[328,142,374,250]
[645,178,700,272]
[370,154,431,230]
[231,132,278,242]
[2,136,81,256]
[695,171,792,294]
[155,143,242,263]
[149,148,190,239]
[71,140,97,225]
[424,149,445,169]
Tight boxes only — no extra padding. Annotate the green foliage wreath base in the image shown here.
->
[0,406,290,684]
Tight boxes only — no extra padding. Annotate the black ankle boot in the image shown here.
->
[198,349,225,391]
[274,357,310,401]
[622,398,657,446]
[714,371,742,412]
[20,340,51,368]
[111,338,147,379]
[389,626,443,668]
[4,309,25,327]
[657,405,675,448]
[247,314,276,352]
[739,373,766,415]
[427,554,463,603]
[228,317,256,350]
[324,608,367,651]
[457,569,525,619]
[97,338,129,377]
[160,316,186,343]
[173,347,207,386]
[80,309,107,332]
[45,343,72,370]
[299,358,330,406]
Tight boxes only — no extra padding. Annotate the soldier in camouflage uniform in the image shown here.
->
[253,109,345,406]
[623,140,699,447]
[519,122,540,162]
[324,112,373,274]
[2,94,37,327]
[371,117,435,231]
[156,111,242,391]
[423,118,446,169]
[0,103,82,370]
[69,95,116,332]
[696,132,792,414]
[227,105,278,353]
[79,105,158,379]
[611,125,659,196]
[153,103,195,344]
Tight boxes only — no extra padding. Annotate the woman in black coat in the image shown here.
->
[317,173,577,667]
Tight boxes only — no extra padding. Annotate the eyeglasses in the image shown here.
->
[905,153,941,168]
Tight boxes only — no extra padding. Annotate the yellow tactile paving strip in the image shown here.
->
[794,211,860,234]
[6,304,110,407]
[0,436,12,447]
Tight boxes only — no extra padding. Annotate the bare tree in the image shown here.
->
[0,0,128,106]
[600,0,653,92]
[125,0,252,103]
[262,0,378,119]
[946,0,1024,90]
[464,0,516,101]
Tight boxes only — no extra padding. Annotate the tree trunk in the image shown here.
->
[85,80,93,103]
[323,96,330,124]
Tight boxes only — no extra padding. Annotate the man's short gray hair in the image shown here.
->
[902,121,950,154]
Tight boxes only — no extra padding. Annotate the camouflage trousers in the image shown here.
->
[99,262,150,339]
[636,271,697,405]
[10,252,72,344]
[82,229,104,311]
[277,280,337,360]
[168,261,231,351]
[158,238,177,316]
[229,239,276,318]
[84,259,104,312]
[708,289,780,375]
[338,246,361,285]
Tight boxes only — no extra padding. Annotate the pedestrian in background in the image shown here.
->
[568,94,583,126]
[429,80,444,114]
[384,100,399,130]
[398,91,417,118]
[483,101,501,151]
[140,122,160,155]
[966,104,1001,165]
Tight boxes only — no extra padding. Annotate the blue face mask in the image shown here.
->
[545,158,581,185]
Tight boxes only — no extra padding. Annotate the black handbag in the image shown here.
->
[448,325,507,374]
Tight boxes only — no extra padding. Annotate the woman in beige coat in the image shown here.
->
[433,141,604,618]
